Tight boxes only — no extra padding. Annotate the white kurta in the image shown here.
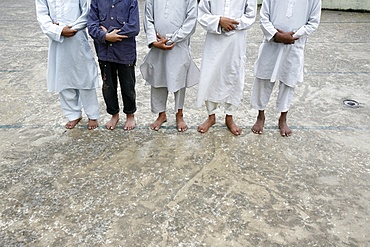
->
[196,0,257,108]
[140,0,199,93]
[254,0,321,87]
[36,0,98,93]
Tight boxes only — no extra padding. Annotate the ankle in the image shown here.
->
[209,114,216,120]
[279,118,287,125]
[225,114,234,122]
[126,114,135,120]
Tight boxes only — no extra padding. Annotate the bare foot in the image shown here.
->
[279,119,292,137]
[225,115,242,136]
[88,119,99,130]
[176,110,188,132]
[252,117,265,134]
[150,112,167,131]
[106,114,119,130]
[279,112,292,137]
[65,117,82,129]
[124,114,136,131]
[197,114,216,133]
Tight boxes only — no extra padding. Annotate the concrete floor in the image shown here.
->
[0,1,369,246]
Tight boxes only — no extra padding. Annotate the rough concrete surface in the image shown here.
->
[0,1,369,246]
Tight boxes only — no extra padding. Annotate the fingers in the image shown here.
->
[161,38,170,44]
[227,22,238,31]
[165,43,175,50]
[226,26,235,31]
[220,17,238,31]
[160,39,171,46]
[161,40,174,50]
[160,43,174,50]
[62,26,77,37]
[225,20,237,30]
[67,26,77,34]
[112,30,128,40]
[115,35,127,42]
[223,25,236,32]
[152,38,175,50]
[106,31,127,42]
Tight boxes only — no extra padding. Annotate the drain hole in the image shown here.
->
[343,99,359,108]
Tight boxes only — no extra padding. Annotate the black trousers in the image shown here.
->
[99,61,136,115]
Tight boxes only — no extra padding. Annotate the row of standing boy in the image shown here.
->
[35,0,321,137]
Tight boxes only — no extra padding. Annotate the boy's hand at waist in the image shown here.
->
[61,25,77,38]
[273,29,298,44]
[151,33,175,50]
[219,17,239,32]
[101,26,128,42]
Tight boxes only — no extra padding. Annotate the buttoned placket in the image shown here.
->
[163,0,169,19]
[224,0,231,16]
[55,0,62,23]
[111,0,115,21]
[110,0,115,47]
[286,0,296,18]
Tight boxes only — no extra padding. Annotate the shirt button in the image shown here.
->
[110,44,113,46]
[110,17,114,20]
[112,5,114,8]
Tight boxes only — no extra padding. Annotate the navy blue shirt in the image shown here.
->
[88,0,140,64]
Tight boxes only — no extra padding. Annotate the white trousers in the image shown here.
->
[205,101,238,115]
[151,87,186,113]
[250,78,295,113]
[59,89,100,121]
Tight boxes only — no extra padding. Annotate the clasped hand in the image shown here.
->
[101,26,128,42]
[54,22,77,38]
[219,17,239,32]
[152,34,175,50]
[273,29,298,44]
